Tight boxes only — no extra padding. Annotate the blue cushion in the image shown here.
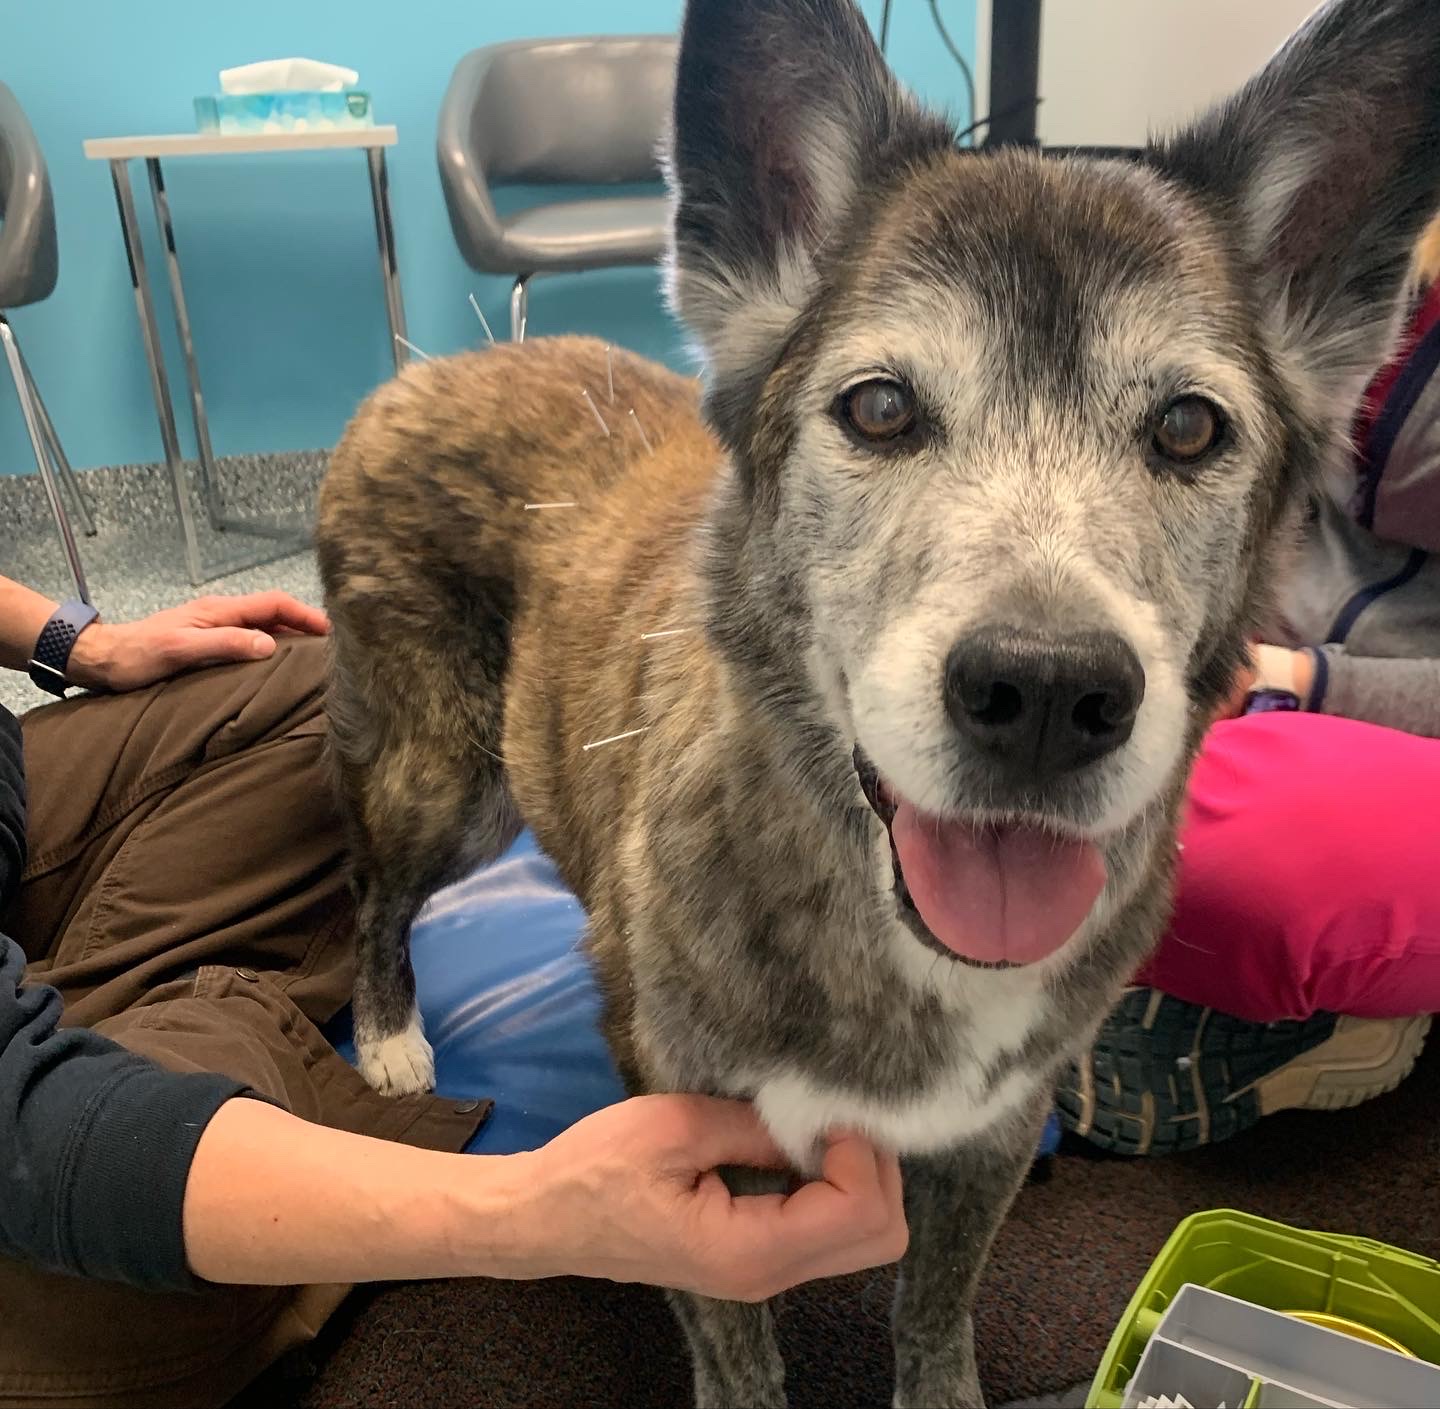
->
[330,831,626,1154]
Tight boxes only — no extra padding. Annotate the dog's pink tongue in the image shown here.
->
[891,803,1105,965]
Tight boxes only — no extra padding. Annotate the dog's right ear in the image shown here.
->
[664,0,951,428]
[1152,0,1440,427]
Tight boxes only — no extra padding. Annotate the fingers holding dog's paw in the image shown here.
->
[356,1015,436,1096]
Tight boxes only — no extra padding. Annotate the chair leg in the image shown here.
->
[510,275,531,342]
[0,314,92,605]
[20,352,97,537]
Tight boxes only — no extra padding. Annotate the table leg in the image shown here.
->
[146,157,224,529]
[109,157,205,585]
[110,159,307,585]
[365,146,408,374]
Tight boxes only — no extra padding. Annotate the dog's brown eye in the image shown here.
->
[1152,396,1224,464]
[842,379,917,443]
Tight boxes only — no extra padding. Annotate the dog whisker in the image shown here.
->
[394,334,431,362]
[640,627,693,640]
[628,408,653,454]
[467,293,497,346]
[524,501,578,511]
[581,389,611,437]
[606,344,615,404]
[581,726,650,751]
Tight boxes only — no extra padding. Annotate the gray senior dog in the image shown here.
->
[317,0,1440,1402]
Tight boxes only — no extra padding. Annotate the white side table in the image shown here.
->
[83,128,411,584]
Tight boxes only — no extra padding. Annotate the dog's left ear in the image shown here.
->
[664,0,951,430]
[1152,0,1440,418]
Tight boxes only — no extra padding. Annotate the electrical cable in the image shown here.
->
[928,0,977,141]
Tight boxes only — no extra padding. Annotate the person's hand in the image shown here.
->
[67,591,329,692]
[1213,643,1314,723]
[509,1094,907,1300]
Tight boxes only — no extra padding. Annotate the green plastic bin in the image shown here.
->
[1087,1209,1440,1408]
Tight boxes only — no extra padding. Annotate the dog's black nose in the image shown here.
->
[944,627,1145,778]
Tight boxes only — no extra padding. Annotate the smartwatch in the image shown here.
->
[28,599,99,697]
[1243,687,1301,714]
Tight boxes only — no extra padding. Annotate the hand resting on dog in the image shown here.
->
[182,1092,907,1298]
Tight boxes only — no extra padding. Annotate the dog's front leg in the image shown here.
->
[666,1289,785,1409]
[891,1113,1041,1409]
[665,1164,787,1408]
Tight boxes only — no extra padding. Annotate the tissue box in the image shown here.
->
[194,90,373,136]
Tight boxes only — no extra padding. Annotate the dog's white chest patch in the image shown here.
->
[749,977,1047,1167]
[753,1062,1040,1169]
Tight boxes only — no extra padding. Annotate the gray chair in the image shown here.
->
[0,81,93,603]
[437,35,676,341]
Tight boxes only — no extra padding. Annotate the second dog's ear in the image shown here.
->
[1152,0,1440,425]
[664,0,950,417]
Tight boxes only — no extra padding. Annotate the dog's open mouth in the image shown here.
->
[853,748,1106,969]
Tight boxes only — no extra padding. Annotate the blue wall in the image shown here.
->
[0,0,976,476]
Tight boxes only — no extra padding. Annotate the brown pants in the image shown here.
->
[0,637,484,1409]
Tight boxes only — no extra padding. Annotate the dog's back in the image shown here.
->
[317,336,716,1091]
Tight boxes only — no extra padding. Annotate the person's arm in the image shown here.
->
[184,1093,906,1301]
[0,932,250,1289]
[0,576,329,691]
[1242,642,1440,738]
[0,578,57,672]
[4,920,903,1301]
[1305,646,1440,738]
[1221,642,1440,734]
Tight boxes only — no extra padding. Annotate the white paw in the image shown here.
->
[357,1011,435,1096]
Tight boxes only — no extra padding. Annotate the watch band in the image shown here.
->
[1243,686,1301,715]
[28,599,99,697]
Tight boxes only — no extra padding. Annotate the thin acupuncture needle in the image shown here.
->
[581,389,611,437]
[468,293,497,346]
[582,726,650,751]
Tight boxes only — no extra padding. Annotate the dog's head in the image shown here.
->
[665,0,1440,970]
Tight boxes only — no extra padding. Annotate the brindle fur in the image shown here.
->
[318,2,1440,1403]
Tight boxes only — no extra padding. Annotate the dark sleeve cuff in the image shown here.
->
[58,1066,250,1292]
[1305,645,1331,712]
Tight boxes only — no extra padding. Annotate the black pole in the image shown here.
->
[985,0,1042,146]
